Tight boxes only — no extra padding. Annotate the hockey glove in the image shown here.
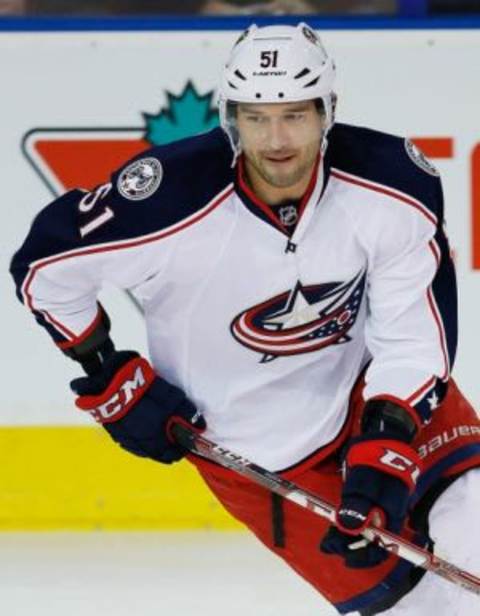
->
[320,401,422,568]
[70,350,205,463]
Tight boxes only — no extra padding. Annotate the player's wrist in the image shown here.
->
[60,304,115,375]
[361,398,418,443]
[70,349,205,463]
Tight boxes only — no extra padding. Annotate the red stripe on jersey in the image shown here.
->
[22,183,234,341]
[21,266,78,338]
[237,159,285,232]
[427,287,449,380]
[40,308,76,340]
[330,171,448,383]
[20,259,77,340]
[429,239,441,267]
[330,168,438,226]
[57,307,103,349]
[237,154,320,233]
[406,377,436,406]
[427,240,450,380]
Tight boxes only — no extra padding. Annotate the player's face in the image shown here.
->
[236,100,325,194]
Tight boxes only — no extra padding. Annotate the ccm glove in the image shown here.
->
[320,401,422,568]
[70,350,205,463]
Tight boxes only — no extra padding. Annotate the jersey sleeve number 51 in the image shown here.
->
[78,183,115,238]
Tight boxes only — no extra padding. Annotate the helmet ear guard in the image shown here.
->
[218,98,240,164]
[218,22,337,162]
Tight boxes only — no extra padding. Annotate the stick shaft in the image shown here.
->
[172,423,480,598]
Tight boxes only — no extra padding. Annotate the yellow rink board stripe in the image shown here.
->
[0,426,242,531]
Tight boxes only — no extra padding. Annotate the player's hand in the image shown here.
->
[70,350,205,463]
[320,434,422,568]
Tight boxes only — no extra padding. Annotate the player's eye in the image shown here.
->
[284,113,305,122]
[245,115,265,123]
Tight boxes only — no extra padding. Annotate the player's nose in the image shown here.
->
[264,118,290,150]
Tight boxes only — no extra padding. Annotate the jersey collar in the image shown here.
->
[235,153,327,240]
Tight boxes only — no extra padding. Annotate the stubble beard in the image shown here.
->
[247,147,318,189]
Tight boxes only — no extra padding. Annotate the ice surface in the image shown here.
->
[0,531,337,615]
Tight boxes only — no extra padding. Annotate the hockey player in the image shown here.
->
[10,23,480,615]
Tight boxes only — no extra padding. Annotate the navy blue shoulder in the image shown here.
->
[326,123,444,222]
[11,128,233,296]
[95,126,233,243]
[14,128,232,250]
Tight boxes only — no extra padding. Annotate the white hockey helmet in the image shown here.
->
[218,23,336,155]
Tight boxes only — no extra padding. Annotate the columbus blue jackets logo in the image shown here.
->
[117,157,163,201]
[231,270,366,362]
[404,139,439,177]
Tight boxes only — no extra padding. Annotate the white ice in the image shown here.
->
[0,531,337,616]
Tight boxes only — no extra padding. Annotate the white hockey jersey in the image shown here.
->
[11,124,457,471]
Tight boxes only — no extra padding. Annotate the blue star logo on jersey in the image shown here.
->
[230,270,366,362]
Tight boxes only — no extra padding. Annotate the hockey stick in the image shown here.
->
[171,422,480,598]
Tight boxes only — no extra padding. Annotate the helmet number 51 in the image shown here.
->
[260,50,279,68]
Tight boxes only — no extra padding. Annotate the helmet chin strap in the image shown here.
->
[227,132,241,169]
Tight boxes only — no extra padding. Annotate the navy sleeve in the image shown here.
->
[10,128,233,346]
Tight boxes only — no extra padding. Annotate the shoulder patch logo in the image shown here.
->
[117,157,163,201]
[405,139,440,177]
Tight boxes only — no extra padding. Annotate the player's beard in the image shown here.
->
[245,141,320,189]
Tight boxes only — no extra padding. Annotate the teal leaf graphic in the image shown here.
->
[143,81,220,146]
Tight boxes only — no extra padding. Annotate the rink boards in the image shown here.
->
[0,426,240,530]
[1,19,480,528]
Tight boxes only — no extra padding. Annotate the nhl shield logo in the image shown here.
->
[278,205,298,227]
[117,157,163,201]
